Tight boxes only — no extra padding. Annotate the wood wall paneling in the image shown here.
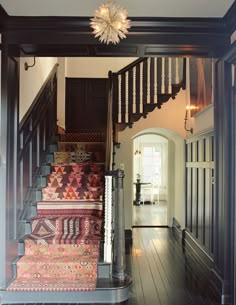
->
[0,49,19,287]
[186,131,214,256]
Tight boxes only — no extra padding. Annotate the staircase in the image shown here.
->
[2,132,130,303]
[0,58,185,303]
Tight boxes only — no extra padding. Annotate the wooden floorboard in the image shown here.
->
[124,228,218,305]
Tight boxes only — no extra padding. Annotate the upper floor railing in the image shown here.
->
[111,57,186,132]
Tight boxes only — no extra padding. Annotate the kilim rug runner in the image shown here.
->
[7,134,105,291]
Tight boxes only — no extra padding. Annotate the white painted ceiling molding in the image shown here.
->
[0,0,234,18]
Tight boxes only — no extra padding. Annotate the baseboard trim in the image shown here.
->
[125,229,132,242]
[211,268,232,305]
[183,229,232,305]
[183,229,214,269]
[172,217,183,243]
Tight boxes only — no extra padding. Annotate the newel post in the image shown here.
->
[113,169,126,280]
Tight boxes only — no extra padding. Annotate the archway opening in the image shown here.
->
[132,133,168,226]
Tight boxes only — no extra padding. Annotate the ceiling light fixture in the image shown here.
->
[90,0,131,45]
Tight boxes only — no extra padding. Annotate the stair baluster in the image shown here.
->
[125,71,129,123]
[140,61,144,114]
[112,57,186,130]
[104,174,113,263]
[161,57,165,94]
[133,66,137,113]
[175,58,180,83]
[147,57,151,104]
[118,74,122,123]
[154,57,158,104]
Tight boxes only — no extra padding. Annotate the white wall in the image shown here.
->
[185,58,214,135]
[19,57,58,121]
[190,104,214,134]
[65,57,137,78]
[115,90,187,229]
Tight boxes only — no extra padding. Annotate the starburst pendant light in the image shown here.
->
[90,0,131,45]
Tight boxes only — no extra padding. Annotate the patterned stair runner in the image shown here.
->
[7,135,105,291]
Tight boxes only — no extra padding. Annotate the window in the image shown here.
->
[141,145,161,183]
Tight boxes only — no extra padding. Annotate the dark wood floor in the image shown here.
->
[132,202,167,226]
[125,228,217,305]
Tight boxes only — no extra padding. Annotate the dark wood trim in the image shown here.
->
[0,49,20,287]
[183,229,231,304]
[0,15,230,57]
[223,40,236,64]
[184,229,214,269]
[172,217,183,244]
[0,5,8,30]
[224,0,236,35]
[116,58,146,74]
[214,54,235,305]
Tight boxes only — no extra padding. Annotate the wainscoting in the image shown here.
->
[186,130,214,256]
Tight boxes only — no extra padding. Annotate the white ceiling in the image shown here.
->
[0,0,234,18]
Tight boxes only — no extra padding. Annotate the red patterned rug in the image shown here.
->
[7,135,105,291]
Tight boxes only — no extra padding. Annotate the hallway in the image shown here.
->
[125,228,217,305]
[132,202,168,227]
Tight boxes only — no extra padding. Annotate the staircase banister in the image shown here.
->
[19,63,59,129]
[115,57,147,75]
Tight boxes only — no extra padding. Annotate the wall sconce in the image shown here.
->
[24,57,36,71]
[184,106,193,134]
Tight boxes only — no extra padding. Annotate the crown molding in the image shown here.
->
[3,16,230,57]
[0,5,232,58]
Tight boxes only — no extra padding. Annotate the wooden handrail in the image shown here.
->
[115,57,147,75]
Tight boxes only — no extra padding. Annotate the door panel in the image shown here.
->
[65,78,108,133]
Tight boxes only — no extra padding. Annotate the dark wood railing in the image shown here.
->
[105,71,113,171]
[111,57,186,131]
[18,64,59,228]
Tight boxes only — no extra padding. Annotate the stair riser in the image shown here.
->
[16,245,112,279]
[16,260,97,279]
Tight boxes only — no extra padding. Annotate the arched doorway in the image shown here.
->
[132,133,168,226]
[131,127,185,229]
